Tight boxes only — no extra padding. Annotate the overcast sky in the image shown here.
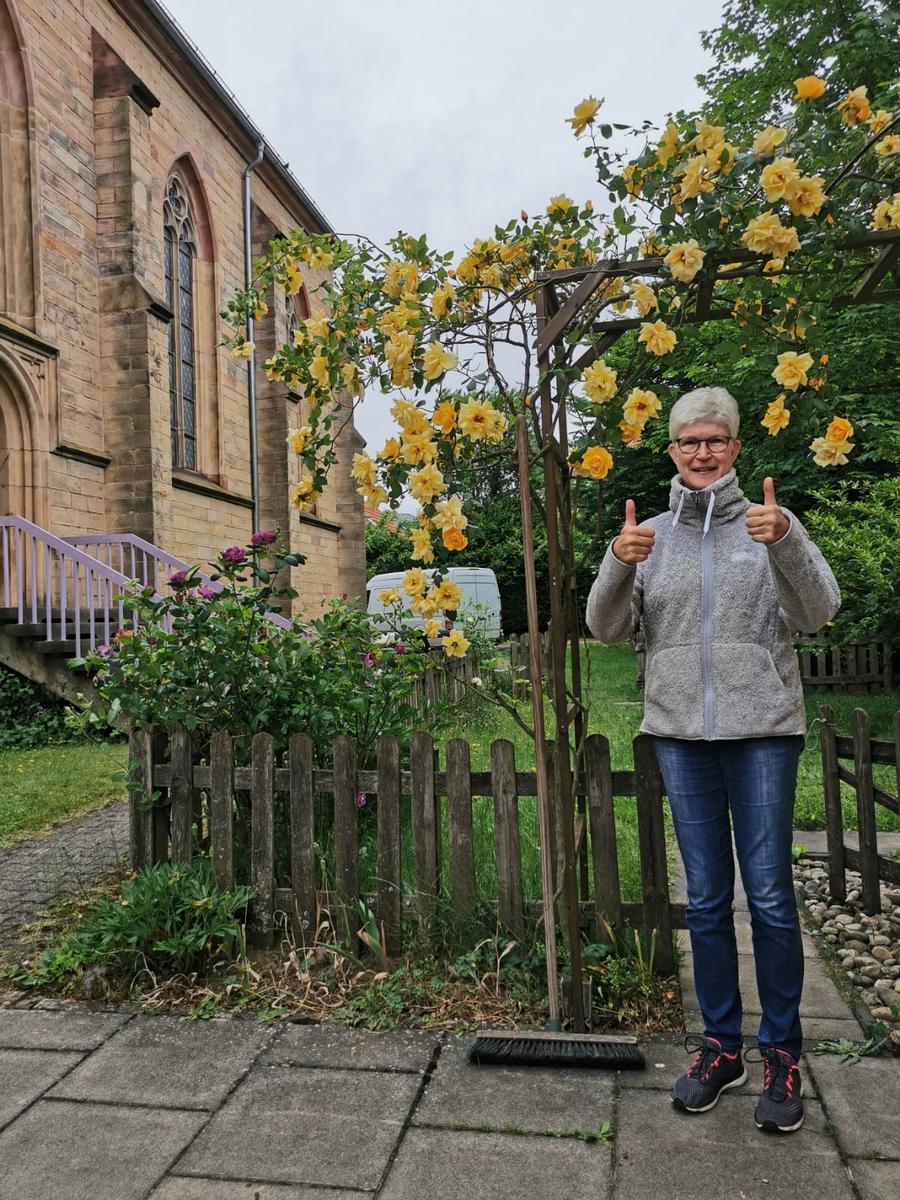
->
[164,0,727,448]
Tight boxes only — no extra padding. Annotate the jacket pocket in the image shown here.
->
[642,644,703,739]
[712,642,803,738]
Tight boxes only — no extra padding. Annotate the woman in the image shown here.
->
[586,387,839,1134]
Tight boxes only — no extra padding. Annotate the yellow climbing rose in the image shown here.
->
[656,121,680,166]
[422,342,457,381]
[546,194,575,218]
[432,579,463,611]
[761,395,791,435]
[410,527,434,564]
[433,496,468,532]
[290,477,320,512]
[431,282,454,319]
[794,76,826,100]
[825,417,854,444]
[572,446,614,480]
[582,358,618,403]
[379,436,400,460]
[286,426,312,455]
[786,176,827,218]
[623,388,661,427]
[772,350,813,391]
[752,126,788,156]
[630,282,658,316]
[664,239,705,283]
[402,568,428,598]
[409,463,446,504]
[638,320,677,356]
[810,437,853,466]
[442,629,470,658]
[432,402,457,434]
[567,96,601,136]
[760,157,800,202]
[836,86,870,126]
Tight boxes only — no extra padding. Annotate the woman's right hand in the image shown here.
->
[612,499,656,564]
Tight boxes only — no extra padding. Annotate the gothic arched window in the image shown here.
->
[164,176,197,470]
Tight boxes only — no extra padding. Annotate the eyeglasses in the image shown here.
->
[673,435,734,455]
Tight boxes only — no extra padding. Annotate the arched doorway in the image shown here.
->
[0,357,46,526]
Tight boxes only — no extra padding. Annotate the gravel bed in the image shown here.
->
[794,857,900,1049]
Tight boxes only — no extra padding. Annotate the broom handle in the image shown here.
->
[516,415,561,1029]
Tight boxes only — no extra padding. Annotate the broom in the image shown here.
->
[468,416,644,1071]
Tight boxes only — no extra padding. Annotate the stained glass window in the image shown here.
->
[163,176,197,470]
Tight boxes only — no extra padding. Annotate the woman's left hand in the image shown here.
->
[746,477,790,545]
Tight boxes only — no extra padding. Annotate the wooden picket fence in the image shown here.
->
[797,638,895,693]
[127,726,683,972]
[818,704,900,914]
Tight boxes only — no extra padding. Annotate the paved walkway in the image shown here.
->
[0,801,128,944]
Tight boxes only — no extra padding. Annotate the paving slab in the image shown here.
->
[0,1099,206,1200]
[0,1007,129,1050]
[379,1127,611,1200]
[616,1038,817,1097]
[415,1036,614,1137]
[847,1159,900,1200]
[680,952,858,1020]
[615,1089,852,1200]
[0,1048,83,1129]
[806,1056,900,1159]
[261,1023,439,1073]
[150,1181,359,1200]
[49,1014,273,1110]
[177,1064,419,1190]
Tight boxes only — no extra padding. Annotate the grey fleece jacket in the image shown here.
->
[585,469,840,740]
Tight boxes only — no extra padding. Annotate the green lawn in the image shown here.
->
[0,741,128,849]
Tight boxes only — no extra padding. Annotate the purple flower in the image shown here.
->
[355,792,367,809]
[222,546,247,564]
[169,570,188,588]
[363,652,376,669]
[250,530,277,548]
[198,585,216,600]
[394,643,407,655]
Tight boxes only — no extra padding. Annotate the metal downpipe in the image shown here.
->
[243,140,265,532]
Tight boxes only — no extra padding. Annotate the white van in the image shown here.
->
[366,567,502,640]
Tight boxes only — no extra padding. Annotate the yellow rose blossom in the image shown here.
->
[705,141,737,174]
[286,425,312,455]
[785,175,827,218]
[341,361,364,398]
[433,496,468,532]
[836,86,870,126]
[232,340,254,360]
[572,446,614,480]
[752,126,788,156]
[362,485,388,507]
[264,357,284,381]
[385,331,415,387]
[630,282,658,316]
[546,193,575,218]
[423,618,442,639]
[760,157,800,202]
[623,388,661,426]
[582,358,618,403]
[411,592,439,618]
[678,154,716,199]
[810,436,853,467]
[378,437,400,460]
[741,210,799,257]
[390,398,430,435]
[409,463,446,504]
[350,452,378,489]
[455,254,478,284]
[825,417,854,444]
[431,282,454,319]
[410,527,434,564]
[383,260,419,299]
[567,96,602,136]
[252,298,268,320]
[875,134,900,157]
[400,431,438,465]
[378,304,416,336]
[622,164,643,198]
[870,197,899,229]
[618,421,644,444]
[422,342,457,381]
[442,527,468,551]
[692,119,726,151]
[763,258,785,274]
[432,401,457,435]
[459,398,503,441]
[290,477,320,512]
[656,120,680,166]
[772,350,814,391]
[432,579,463,612]
[442,629,470,658]
[284,263,303,294]
[867,109,892,134]
[306,315,330,341]
[664,239,706,283]
[761,395,790,435]
[308,353,330,388]
[378,588,402,606]
[794,76,826,100]
[639,235,666,257]
[308,246,333,270]
[638,319,678,356]
[402,568,428,598]
[484,407,508,442]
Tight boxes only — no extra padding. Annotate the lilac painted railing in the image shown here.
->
[0,515,136,656]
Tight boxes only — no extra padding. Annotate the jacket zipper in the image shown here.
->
[700,498,716,739]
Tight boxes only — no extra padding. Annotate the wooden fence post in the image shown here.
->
[585,733,622,938]
[446,738,476,921]
[819,704,846,903]
[852,708,881,916]
[411,731,438,923]
[289,734,316,943]
[633,734,674,974]
[491,739,524,938]
[151,731,169,864]
[332,734,359,945]
[250,731,274,949]
[376,734,403,955]
[209,731,234,892]
[169,724,193,863]
[127,728,154,869]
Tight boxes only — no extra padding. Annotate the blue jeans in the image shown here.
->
[652,735,805,1059]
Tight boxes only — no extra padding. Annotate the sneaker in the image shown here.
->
[672,1035,747,1113]
[754,1047,804,1133]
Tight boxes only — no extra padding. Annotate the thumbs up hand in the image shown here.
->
[745,476,790,544]
[612,498,656,564]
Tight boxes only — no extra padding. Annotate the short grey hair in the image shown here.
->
[669,387,740,441]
